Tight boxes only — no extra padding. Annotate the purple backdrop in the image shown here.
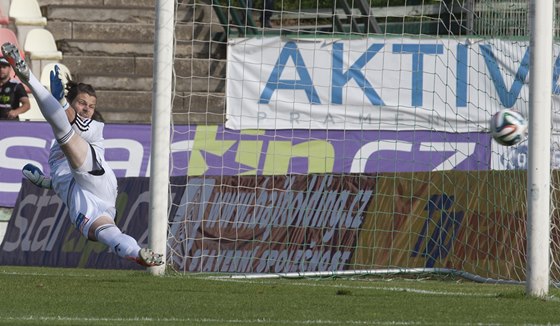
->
[0,121,491,207]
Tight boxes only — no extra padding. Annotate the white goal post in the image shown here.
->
[149,0,175,275]
[526,0,554,297]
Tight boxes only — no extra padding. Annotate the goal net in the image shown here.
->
[161,0,559,283]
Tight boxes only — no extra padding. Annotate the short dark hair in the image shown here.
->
[65,80,101,121]
[66,80,96,102]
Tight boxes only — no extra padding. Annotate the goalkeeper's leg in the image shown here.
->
[92,216,164,267]
[2,42,94,172]
[1,42,74,145]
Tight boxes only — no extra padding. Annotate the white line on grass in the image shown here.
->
[209,277,499,298]
[0,269,99,278]
[0,268,502,299]
[0,316,416,325]
[0,316,524,325]
[1,268,555,301]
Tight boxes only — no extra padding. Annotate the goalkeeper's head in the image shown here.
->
[66,81,98,120]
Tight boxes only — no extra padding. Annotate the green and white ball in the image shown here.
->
[490,109,528,146]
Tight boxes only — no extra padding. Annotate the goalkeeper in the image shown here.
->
[2,42,163,267]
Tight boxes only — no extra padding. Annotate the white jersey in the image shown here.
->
[48,115,118,237]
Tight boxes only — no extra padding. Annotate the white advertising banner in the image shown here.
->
[491,134,560,170]
[226,36,560,131]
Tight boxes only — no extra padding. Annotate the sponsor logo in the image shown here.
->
[75,213,90,234]
[168,175,374,272]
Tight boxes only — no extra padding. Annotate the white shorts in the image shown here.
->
[50,148,118,238]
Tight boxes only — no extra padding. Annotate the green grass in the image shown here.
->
[1,266,560,325]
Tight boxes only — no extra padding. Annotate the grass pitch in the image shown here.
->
[0,266,560,325]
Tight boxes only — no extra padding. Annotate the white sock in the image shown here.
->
[95,224,141,259]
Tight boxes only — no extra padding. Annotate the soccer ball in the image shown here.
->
[490,109,528,146]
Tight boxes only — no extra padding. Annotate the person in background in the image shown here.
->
[0,57,30,120]
[242,0,275,28]
[261,0,274,28]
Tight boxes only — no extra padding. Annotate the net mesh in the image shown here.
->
[165,0,558,283]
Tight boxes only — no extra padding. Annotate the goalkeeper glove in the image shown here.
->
[22,163,52,189]
[50,65,69,110]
